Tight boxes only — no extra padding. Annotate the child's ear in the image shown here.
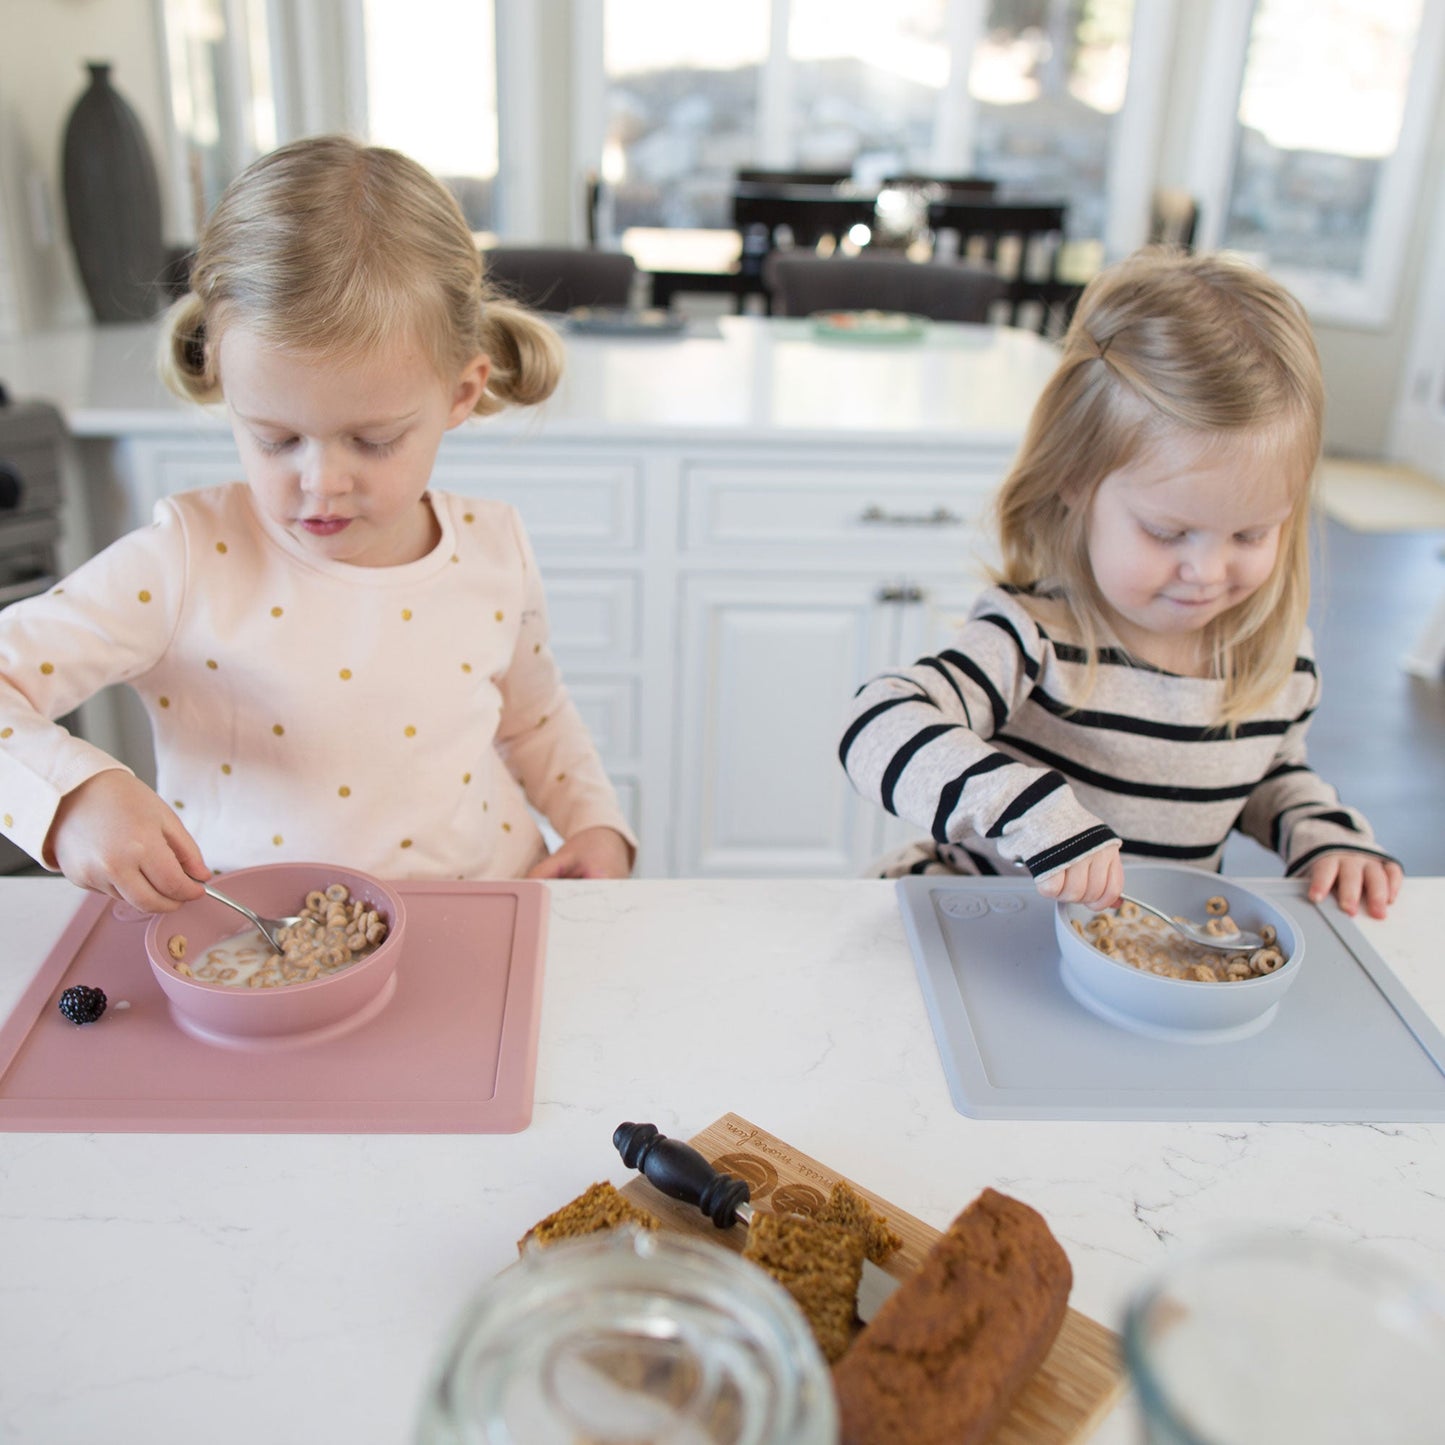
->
[448,353,491,423]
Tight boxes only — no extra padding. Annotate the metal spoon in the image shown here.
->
[201,882,302,955]
[1117,893,1267,954]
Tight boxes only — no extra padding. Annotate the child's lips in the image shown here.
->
[300,515,352,536]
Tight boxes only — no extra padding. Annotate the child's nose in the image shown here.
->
[301,444,351,497]
[1179,540,1227,585]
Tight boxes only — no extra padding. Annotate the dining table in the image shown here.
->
[4,872,1445,1443]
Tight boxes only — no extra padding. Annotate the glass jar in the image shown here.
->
[1124,1232,1445,1445]
[416,1225,839,1444]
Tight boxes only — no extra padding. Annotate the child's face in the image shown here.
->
[218,327,488,567]
[1085,429,1298,668]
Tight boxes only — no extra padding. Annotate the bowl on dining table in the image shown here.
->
[144,861,406,1050]
[1053,864,1304,1044]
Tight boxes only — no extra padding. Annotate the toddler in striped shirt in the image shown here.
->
[841,247,1401,920]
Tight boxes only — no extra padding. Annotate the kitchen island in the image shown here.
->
[0,316,1061,879]
[4,875,1444,1444]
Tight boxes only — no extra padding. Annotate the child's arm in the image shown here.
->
[524,825,633,880]
[0,510,185,878]
[840,592,1119,904]
[46,770,210,911]
[491,509,637,873]
[1236,654,1401,917]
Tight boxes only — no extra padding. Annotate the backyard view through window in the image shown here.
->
[1224,0,1425,280]
[601,0,1134,248]
[363,0,499,234]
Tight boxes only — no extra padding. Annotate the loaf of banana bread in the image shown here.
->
[832,1187,1071,1445]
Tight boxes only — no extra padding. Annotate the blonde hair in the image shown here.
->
[160,134,562,416]
[992,246,1323,726]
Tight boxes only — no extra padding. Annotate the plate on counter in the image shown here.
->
[811,310,928,342]
[566,306,687,337]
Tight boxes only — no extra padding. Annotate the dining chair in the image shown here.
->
[736,167,855,188]
[765,254,1009,324]
[481,245,637,313]
[881,174,998,200]
[924,200,1074,334]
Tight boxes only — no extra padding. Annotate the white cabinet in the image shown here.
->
[671,571,987,877]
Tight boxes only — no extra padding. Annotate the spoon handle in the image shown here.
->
[613,1122,752,1229]
[202,884,282,951]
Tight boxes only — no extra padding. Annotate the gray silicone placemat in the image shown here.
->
[896,876,1445,1121]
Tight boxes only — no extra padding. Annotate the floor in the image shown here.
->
[1223,515,1445,878]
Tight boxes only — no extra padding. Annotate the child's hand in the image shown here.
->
[1306,851,1403,920]
[46,771,210,913]
[526,826,635,881]
[1034,842,1124,913]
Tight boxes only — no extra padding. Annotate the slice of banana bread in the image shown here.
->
[743,1213,866,1364]
[815,1179,904,1265]
[517,1181,661,1253]
[832,1188,1071,1445]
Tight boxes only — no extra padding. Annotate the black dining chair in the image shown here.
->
[481,246,637,313]
[881,174,998,200]
[736,167,855,188]
[924,199,1078,335]
[765,254,1009,324]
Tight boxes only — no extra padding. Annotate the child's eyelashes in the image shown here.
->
[251,435,401,456]
[1142,524,1184,544]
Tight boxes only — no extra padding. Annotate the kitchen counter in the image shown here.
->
[0,313,1060,446]
[4,876,1444,1444]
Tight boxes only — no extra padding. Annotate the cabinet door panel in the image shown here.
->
[675,576,896,877]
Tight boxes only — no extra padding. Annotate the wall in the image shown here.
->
[0,0,171,332]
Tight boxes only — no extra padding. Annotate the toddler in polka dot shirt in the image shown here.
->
[0,136,635,912]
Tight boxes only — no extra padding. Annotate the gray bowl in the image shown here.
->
[1054,864,1304,1044]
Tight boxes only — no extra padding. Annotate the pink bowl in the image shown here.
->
[144,862,406,1050]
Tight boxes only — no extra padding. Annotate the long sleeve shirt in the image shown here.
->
[839,584,1391,880]
[0,483,635,879]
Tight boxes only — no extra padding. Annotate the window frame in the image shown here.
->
[1187,0,1445,330]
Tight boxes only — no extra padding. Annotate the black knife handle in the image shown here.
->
[613,1121,751,1229]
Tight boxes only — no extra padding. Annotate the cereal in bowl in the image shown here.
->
[1072,897,1285,983]
[182,883,390,989]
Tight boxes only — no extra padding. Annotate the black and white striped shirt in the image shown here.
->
[839,585,1389,880]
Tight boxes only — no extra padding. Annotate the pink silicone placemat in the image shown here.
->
[0,881,548,1133]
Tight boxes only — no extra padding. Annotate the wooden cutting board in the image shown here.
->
[619,1113,1125,1445]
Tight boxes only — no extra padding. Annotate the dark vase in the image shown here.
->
[61,61,165,323]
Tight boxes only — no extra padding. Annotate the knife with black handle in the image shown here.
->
[613,1120,753,1227]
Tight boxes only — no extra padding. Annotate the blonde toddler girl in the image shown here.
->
[840,247,1401,919]
[0,135,635,911]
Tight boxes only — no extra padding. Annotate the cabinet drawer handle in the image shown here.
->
[859,504,963,527]
[876,583,925,604]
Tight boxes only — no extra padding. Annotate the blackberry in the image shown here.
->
[58,984,107,1025]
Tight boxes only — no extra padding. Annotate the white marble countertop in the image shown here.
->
[4,875,1444,1444]
[0,315,1060,450]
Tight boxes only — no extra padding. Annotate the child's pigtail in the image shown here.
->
[473,299,564,418]
[158,293,222,404]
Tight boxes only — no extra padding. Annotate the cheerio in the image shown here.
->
[415,1225,839,1444]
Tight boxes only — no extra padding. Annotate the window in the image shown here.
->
[157,0,500,239]
[1194,0,1445,326]
[971,0,1135,242]
[586,0,1160,267]
[601,1,770,231]
[785,0,952,177]
[361,0,499,234]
